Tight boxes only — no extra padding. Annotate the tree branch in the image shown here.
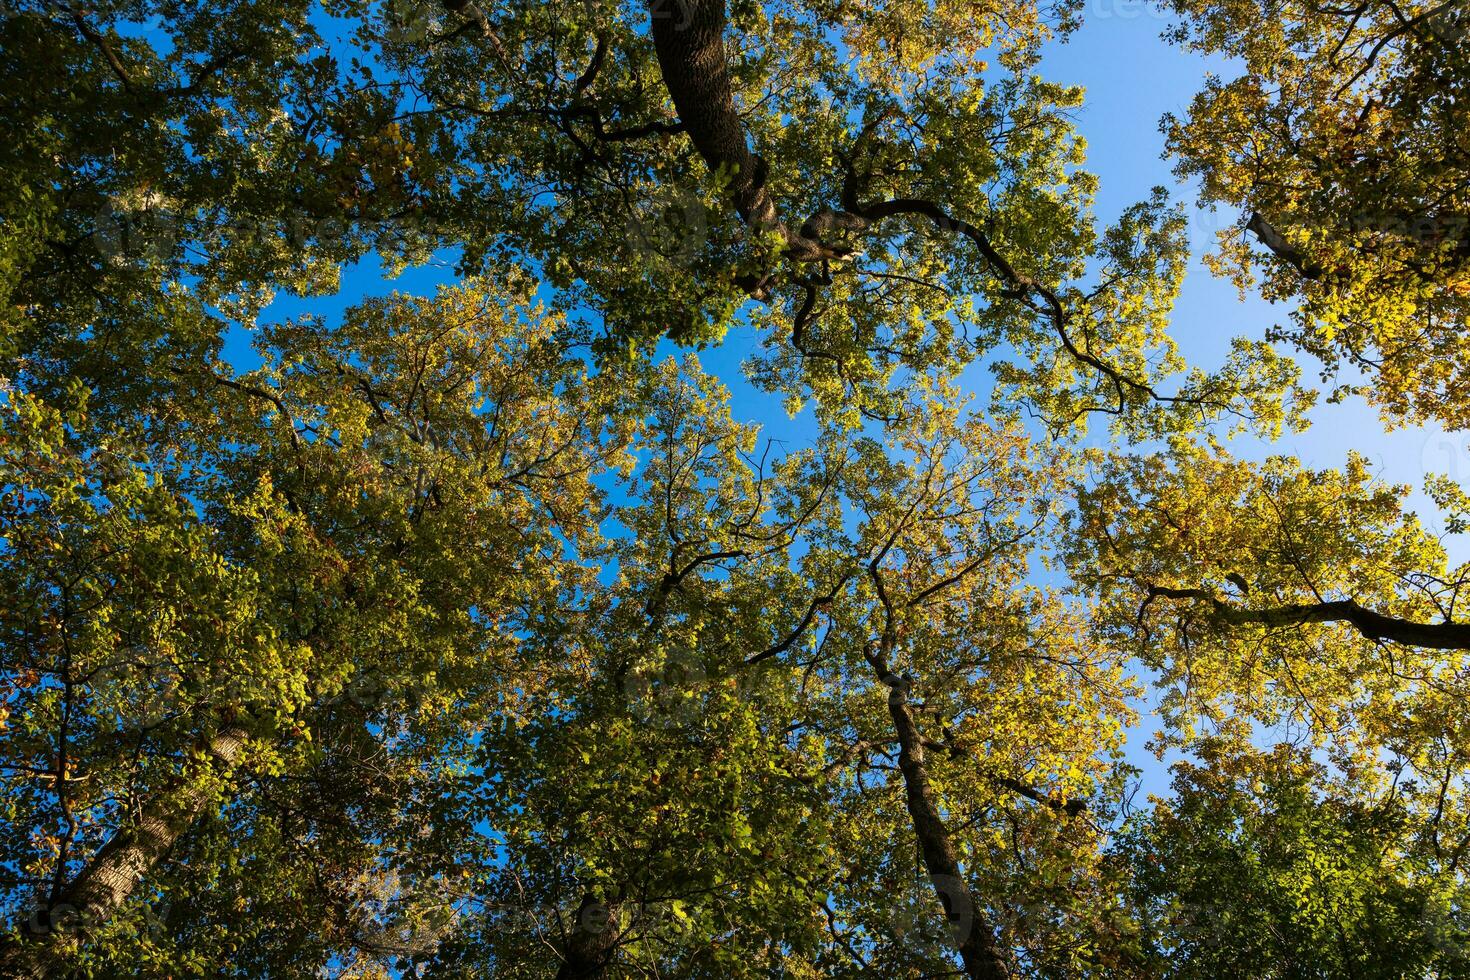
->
[1141,584,1470,650]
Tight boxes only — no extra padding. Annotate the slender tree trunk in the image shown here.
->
[867,644,1011,980]
[0,726,249,980]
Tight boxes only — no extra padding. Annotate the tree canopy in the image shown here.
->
[1,0,1467,977]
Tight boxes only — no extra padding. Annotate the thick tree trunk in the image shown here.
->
[0,726,249,980]
[867,645,1011,980]
[646,0,842,262]
[646,0,773,228]
[554,894,622,979]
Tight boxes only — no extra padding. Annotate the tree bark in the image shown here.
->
[866,643,1011,980]
[646,0,839,261]
[646,0,772,226]
[0,726,250,980]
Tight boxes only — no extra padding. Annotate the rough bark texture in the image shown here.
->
[0,727,250,980]
[647,0,771,225]
[647,0,844,261]
[867,643,1012,980]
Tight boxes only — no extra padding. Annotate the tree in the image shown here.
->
[0,275,627,976]
[1118,740,1470,978]
[1070,438,1470,976]
[1,0,448,410]
[4,0,1304,430]
[442,365,1136,978]
[1163,0,1470,426]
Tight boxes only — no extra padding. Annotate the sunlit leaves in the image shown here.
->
[1165,0,1470,427]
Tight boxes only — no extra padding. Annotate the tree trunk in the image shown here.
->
[868,646,1011,980]
[646,0,844,263]
[0,726,250,980]
[646,0,773,229]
